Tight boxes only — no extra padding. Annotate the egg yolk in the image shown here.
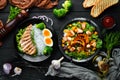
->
[43,29,52,37]
[44,37,53,46]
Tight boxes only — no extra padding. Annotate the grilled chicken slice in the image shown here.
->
[20,24,36,55]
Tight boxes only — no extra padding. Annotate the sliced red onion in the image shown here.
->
[3,63,12,74]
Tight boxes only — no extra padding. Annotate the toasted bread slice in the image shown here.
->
[91,0,119,17]
[83,0,100,8]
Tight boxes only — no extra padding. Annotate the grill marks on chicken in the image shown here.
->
[19,24,36,55]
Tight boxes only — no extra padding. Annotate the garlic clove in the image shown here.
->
[12,67,22,77]
[52,60,61,69]
[58,57,64,62]
[51,57,64,69]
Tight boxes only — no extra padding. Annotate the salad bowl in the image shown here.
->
[58,18,102,63]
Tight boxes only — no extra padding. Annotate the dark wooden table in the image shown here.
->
[0,0,120,80]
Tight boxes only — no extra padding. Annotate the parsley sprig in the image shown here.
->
[7,6,21,22]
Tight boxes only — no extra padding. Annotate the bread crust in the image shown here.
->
[91,0,119,17]
[83,0,100,8]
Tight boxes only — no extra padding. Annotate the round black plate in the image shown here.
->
[58,18,101,63]
[15,17,54,62]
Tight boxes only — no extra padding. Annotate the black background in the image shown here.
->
[0,0,120,80]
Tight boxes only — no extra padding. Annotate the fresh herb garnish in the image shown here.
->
[104,31,120,58]
[8,6,21,22]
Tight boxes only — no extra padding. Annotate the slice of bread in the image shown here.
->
[83,0,100,8]
[91,0,119,17]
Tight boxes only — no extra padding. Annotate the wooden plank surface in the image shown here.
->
[0,0,120,80]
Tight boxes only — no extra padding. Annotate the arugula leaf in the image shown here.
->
[96,39,102,48]
[16,29,25,52]
[91,34,98,39]
[66,51,87,60]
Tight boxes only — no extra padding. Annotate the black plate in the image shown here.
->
[15,17,54,62]
[58,18,101,63]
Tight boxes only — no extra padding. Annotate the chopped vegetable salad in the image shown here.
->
[62,21,102,60]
